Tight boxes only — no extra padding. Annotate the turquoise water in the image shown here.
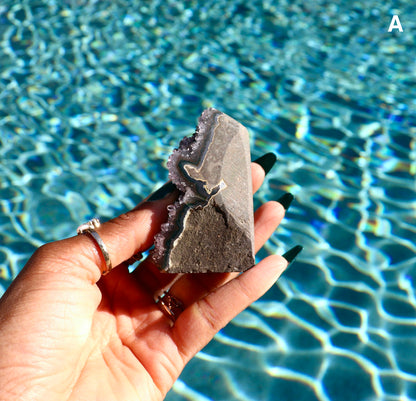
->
[1,1,415,400]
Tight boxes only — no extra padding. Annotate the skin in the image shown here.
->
[0,163,288,401]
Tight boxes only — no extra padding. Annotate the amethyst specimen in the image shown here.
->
[152,108,255,273]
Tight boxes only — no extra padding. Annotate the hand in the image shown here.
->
[0,158,299,401]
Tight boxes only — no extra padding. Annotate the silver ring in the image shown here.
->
[77,218,113,275]
[155,291,184,323]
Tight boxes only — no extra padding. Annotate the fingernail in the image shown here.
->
[282,245,303,265]
[276,193,294,211]
[147,181,177,202]
[253,153,277,175]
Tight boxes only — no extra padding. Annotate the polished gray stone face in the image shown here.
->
[152,108,255,273]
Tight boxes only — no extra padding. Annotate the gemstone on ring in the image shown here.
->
[77,218,101,235]
[156,291,185,323]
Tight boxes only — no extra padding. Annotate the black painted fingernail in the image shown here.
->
[276,193,294,211]
[282,245,303,264]
[253,153,277,175]
[147,181,177,201]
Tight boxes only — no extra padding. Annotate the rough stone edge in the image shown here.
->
[151,108,221,269]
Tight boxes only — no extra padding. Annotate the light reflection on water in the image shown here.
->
[0,0,415,400]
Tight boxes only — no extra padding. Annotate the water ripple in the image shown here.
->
[0,0,415,400]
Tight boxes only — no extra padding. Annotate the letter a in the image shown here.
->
[388,15,403,32]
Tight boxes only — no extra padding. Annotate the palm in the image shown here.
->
[89,267,184,401]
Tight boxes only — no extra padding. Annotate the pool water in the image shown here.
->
[1,0,415,400]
